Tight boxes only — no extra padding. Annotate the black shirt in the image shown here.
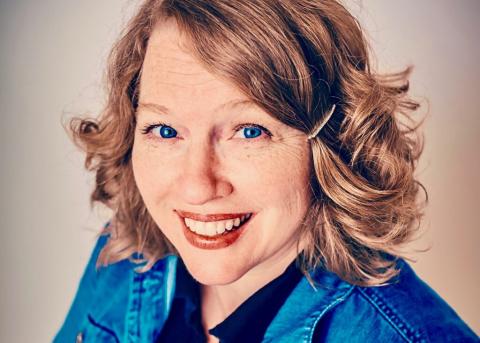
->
[156,259,303,343]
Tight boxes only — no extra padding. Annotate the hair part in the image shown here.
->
[69,0,427,286]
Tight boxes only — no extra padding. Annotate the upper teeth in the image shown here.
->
[184,214,251,236]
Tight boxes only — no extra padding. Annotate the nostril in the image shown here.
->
[178,174,233,205]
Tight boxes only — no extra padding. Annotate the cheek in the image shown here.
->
[240,145,310,198]
[131,141,177,205]
[226,143,311,226]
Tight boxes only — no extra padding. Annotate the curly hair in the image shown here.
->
[69,0,427,286]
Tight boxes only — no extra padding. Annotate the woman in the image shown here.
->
[55,0,477,342]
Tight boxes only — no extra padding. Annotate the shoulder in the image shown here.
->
[53,235,135,342]
[315,260,478,342]
[54,235,179,342]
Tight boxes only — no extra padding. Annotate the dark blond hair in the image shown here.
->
[70,0,427,286]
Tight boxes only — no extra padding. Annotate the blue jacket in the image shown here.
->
[54,236,478,342]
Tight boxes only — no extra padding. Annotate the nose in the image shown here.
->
[177,141,233,206]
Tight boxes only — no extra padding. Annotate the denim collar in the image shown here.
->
[263,266,355,342]
[88,256,354,342]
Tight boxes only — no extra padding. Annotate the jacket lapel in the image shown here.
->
[87,255,178,342]
[263,267,355,342]
[132,256,178,343]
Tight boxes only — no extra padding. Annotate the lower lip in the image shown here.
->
[180,216,253,250]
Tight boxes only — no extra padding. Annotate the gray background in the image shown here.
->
[0,0,478,341]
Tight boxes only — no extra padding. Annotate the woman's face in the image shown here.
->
[132,20,311,285]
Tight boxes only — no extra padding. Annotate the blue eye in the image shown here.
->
[233,124,271,140]
[153,125,177,139]
[242,127,262,139]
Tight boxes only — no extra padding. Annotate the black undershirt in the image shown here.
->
[156,258,303,343]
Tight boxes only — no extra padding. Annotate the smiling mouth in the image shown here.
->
[175,210,254,249]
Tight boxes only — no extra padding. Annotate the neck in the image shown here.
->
[200,246,300,332]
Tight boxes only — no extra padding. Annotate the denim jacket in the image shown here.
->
[54,236,478,342]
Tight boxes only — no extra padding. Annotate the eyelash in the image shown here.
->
[141,122,169,135]
[140,122,272,139]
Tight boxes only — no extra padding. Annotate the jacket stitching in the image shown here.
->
[87,314,120,343]
[305,285,356,343]
[126,272,145,341]
[357,287,425,343]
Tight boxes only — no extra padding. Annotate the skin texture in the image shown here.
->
[132,20,311,335]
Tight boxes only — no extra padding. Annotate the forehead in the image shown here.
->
[139,19,245,108]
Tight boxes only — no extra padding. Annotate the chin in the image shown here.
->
[180,251,251,286]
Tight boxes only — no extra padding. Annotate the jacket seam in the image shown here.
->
[306,285,356,343]
[357,287,424,343]
[126,271,145,341]
[87,314,120,343]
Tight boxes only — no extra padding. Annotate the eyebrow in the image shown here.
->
[137,99,256,116]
